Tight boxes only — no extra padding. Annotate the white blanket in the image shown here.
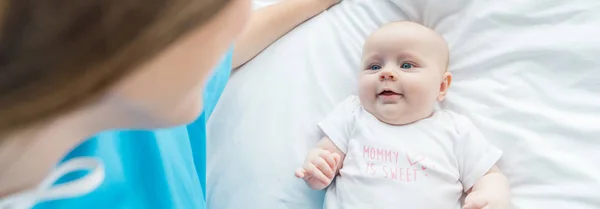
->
[207,0,600,208]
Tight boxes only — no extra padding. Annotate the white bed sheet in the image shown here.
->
[207,0,600,208]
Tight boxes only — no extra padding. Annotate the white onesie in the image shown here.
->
[319,96,502,209]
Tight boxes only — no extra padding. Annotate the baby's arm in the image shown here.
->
[296,96,359,189]
[463,165,510,209]
[295,136,346,190]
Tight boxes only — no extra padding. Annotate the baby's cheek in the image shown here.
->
[358,77,375,95]
[357,78,377,107]
[358,88,374,106]
[406,82,437,103]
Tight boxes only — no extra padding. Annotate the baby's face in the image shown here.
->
[358,21,451,125]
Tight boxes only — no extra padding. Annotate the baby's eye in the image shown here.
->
[400,62,414,69]
[368,64,382,70]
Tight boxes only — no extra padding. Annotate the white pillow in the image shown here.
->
[207,0,600,208]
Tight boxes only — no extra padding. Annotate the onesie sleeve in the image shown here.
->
[317,95,361,154]
[453,114,503,192]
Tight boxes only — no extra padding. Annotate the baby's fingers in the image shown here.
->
[462,203,478,209]
[332,153,341,166]
[463,192,488,209]
[312,156,335,179]
[303,163,330,185]
[294,168,307,178]
[318,151,338,170]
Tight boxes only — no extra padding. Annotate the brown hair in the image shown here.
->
[0,0,231,134]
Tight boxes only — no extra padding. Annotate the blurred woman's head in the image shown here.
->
[0,0,250,136]
[0,0,250,196]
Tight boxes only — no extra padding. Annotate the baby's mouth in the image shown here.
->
[378,90,402,97]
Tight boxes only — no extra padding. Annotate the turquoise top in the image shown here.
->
[35,49,234,209]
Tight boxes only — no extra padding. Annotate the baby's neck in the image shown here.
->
[373,109,436,126]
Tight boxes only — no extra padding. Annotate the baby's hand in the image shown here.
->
[294,148,341,190]
[463,191,508,209]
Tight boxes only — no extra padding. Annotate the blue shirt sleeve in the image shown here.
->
[34,48,234,209]
[203,47,233,119]
[187,47,233,196]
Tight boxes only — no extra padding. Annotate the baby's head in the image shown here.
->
[358,21,451,125]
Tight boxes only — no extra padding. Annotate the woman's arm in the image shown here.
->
[232,0,340,69]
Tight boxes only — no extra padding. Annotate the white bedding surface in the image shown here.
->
[207,0,600,208]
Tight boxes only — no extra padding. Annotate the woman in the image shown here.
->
[0,0,339,208]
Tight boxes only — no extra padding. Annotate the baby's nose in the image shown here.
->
[379,71,396,81]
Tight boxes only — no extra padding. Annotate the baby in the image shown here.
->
[295,21,510,209]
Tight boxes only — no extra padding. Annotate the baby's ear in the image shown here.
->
[437,72,452,102]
